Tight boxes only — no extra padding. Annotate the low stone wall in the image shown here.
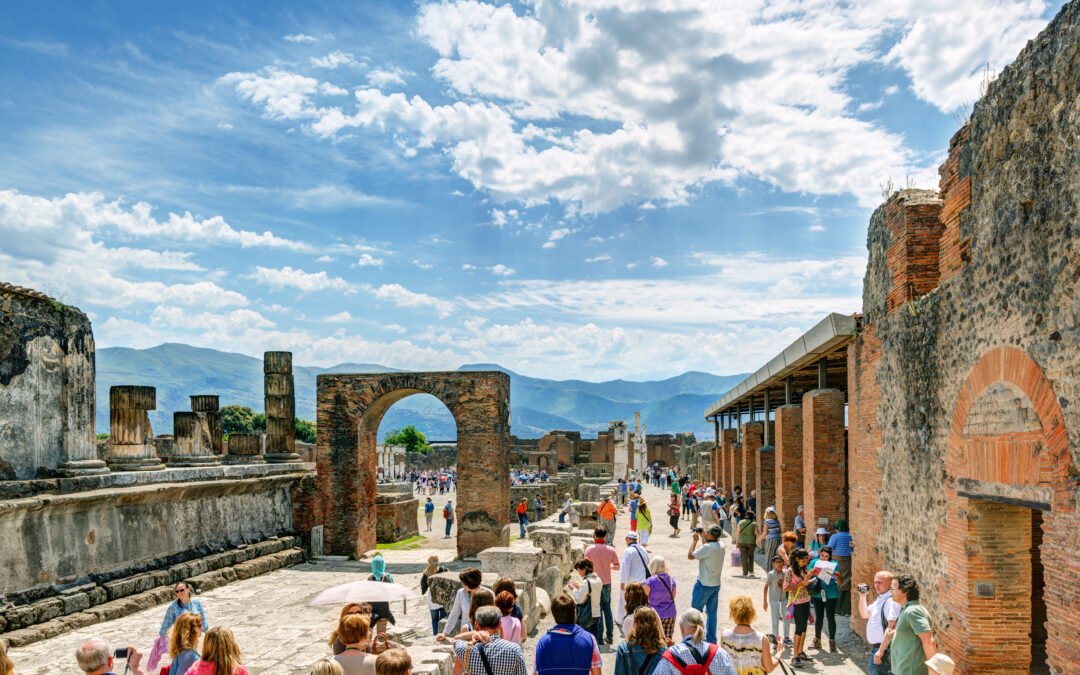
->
[376,485,420,543]
[508,482,560,520]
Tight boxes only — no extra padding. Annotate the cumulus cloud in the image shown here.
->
[311,51,361,69]
[367,283,455,318]
[324,310,354,323]
[355,253,384,267]
[650,257,669,269]
[367,67,408,88]
[250,266,356,293]
[491,264,515,277]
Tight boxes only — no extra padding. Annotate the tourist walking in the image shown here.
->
[159,582,209,638]
[762,556,790,649]
[758,508,782,565]
[424,498,435,531]
[687,493,700,531]
[422,556,450,637]
[637,498,653,546]
[858,570,901,675]
[721,596,780,674]
[651,609,737,675]
[585,527,621,645]
[368,554,396,635]
[187,626,249,675]
[496,591,524,645]
[535,594,603,675]
[444,500,455,538]
[827,520,854,615]
[614,607,668,675]
[808,546,841,652]
[629,492,640,531]
[598,495,618,544]
[560,493,574,523]
[493,578,525,621]
[643,556,678,641]
[621,583,649,637]
[734,511,757,577]
[452,606,527,675]
[568,559,603,643]
[778,532,798,568]
[516,498,530,539]
[688,525,726,644]
[783,550,814,668]
[442,568,487,637]
[619,532,651,622]
[668,494,681,537]
[879,575,937,674]
[167,612,202,675]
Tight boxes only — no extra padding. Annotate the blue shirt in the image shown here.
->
[425,501,435,513]
[159,599,208,637]
[828,531,853,556]
[764,518,782,540]
[629,499,639,520]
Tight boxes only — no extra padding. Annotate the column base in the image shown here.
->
[223,454,266,465]
[54,459,110,477]
[107,457,166,471]
[265,452,302,463]
[166,455,223,467]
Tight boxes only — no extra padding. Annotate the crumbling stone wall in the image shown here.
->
[0,284,103,479]
[847,3,1080,671]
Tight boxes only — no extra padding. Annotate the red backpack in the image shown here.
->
[661,644,718,675]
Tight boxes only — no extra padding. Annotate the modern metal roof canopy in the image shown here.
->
[704,313,858,420]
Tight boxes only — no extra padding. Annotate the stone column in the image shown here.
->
[190,395,223,454]
[107,386,165,471]
[802,389,846,534]
[264,351,300,462]
[225,432,265,463]
[774,404,804,532]
[612,420,628,479]
[170,410,221,466]
[56,328,109,476]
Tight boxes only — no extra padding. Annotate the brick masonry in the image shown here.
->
[801,389,846,537]
[756,443,775,528]
[773,405,803,533]
[720,429,737,490]
[740,422,762,499]
[845,3,1080,671]
[311,371,511,558]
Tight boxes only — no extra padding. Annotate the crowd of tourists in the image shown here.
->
[411,470,456,495]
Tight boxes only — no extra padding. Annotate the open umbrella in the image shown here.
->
[308,579,421,607]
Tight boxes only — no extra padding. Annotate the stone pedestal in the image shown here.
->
[107,386,165,471]
[225,433,266,464]
[169,411,222,466]
[264,352,300,463]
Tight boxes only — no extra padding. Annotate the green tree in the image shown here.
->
[383,425,432,454]
[295,418,317,444]
[221,405,257,435]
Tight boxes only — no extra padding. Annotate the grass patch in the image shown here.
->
[375,535,427,550]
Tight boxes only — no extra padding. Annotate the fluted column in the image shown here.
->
[107,386,165,471]
[225,432,266,464]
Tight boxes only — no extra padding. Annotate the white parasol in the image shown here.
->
[308,579,421,608]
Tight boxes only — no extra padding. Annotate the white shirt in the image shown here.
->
[866,594,902,644]
[569,573,603,617]
[621,543,651,584]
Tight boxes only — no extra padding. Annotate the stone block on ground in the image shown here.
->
[478,546,543,582]
[427,571,501,610]
[535,565,562,602]
[578,483,600,501]
[527,520,572,533]
[528,528,571,555]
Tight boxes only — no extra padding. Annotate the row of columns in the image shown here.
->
[105,351,298,470]
[709,362,847,533]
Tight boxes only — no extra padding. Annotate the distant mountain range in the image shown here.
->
[96,343,747,440]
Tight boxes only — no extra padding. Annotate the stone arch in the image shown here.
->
[939,346,1076,673]
[314,371,511,558]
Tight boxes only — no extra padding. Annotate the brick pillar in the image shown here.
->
[847,324,883,639]
[756,443,775,528]
[938,124,971,284]
[802,389,846,535]
[774,404,803,534]
[741,422,762,502]
[884,190,945,314]
[720,429,737,490]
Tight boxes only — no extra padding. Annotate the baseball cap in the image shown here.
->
[625,532,639,541]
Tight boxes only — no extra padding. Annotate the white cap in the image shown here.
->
[925,654,955,675]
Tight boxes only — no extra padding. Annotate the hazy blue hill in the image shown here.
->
[97,345,745,440]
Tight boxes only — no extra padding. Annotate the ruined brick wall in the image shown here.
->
[848,3,1080,671]
[740,422,762,499]
[0,283,100,479]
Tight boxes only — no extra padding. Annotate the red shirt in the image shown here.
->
[584,543,620,584]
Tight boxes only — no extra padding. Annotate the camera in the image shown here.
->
[692,527,703,534]
[114,648,129,659]
[857,583,869,593]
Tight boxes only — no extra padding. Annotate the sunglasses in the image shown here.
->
[175,587,189,594]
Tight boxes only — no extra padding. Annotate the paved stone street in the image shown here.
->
[10,482,869,674]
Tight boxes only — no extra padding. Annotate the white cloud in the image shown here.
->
[284,33,318,43]
[229,1,1054,212]
[462,263,477,271]
[651,257,669,269]
[883,85,900,96]
[542,227,574,249]
[250,266,356,293]
[311,51,360,69]
[808,223,827,232]
[490,264,515,277]
[585,254,612,263]
[355,253,384,267]
[413,259,434,270]
[324,310,354,323]
[368,283,455,318]
[367,67,408,88]
[317,255,335,262]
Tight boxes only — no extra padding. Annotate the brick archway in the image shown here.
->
[314,371,511,558]
[940,346,1077,673]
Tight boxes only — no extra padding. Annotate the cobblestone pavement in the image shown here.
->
[9,482,870,674]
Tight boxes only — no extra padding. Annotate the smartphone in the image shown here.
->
[114,648,129,659]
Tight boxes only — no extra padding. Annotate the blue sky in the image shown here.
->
[0,0,1065,380]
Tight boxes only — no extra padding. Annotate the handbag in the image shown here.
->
[369,633,394,654]
[730,548,741,567]
[575,579,594,625]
